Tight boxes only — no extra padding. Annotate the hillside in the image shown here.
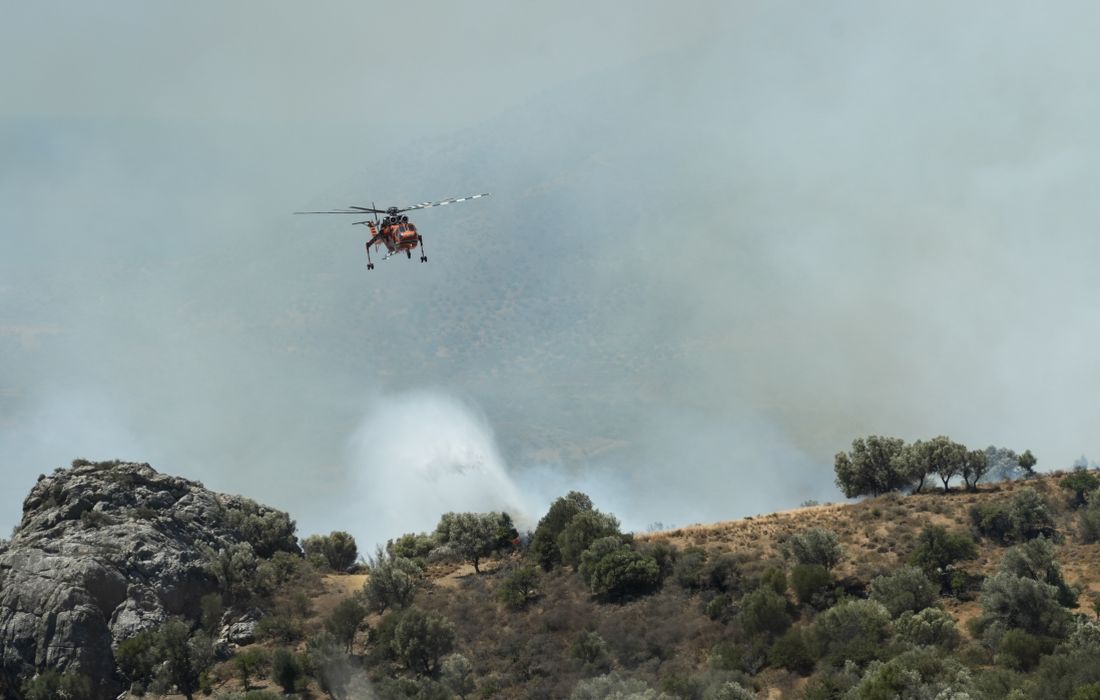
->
[3,462,1100,699]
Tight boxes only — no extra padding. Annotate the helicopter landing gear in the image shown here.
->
[419,235,427,263]
[406,250,412,259]
[367,263,374,270]
[365,242,374,270]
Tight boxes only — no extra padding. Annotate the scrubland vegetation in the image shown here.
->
[23,440,1100,699]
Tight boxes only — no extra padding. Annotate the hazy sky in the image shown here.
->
[4,2,1100,545]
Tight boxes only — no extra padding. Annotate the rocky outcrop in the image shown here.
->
[0,460,299,695]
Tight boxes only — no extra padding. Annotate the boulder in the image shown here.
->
[0,460,300,696]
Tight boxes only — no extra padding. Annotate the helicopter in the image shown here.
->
[295,193,489,270]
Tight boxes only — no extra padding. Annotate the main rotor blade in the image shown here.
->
[294,210,375,214]
[398,192,490,212]
[347,206,387,213]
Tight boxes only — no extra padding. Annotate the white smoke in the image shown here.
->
[343,390,531,547]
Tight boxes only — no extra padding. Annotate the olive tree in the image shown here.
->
[868,566,939,618]
[392,607,457,676]
[782,528,843,570]
[364,548,421,613]
[834,436,907,497]
[530,491,594,570]
[434,511,516,573]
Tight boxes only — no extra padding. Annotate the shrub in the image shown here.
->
[255,610,303,644]
[497,563,541,609]
[759,567,787,595]
[570,672,664,699]
[441,653,476,698]
[579,536,660,601]
[302,531,359,571]
[115,629,159,689]
[434,511,517,573]
[979,572,1072,639]
[671,547,708,590]
[558,510,622,569]
[894,607,960,648]
[908,526,978,592]
[790,564,833,609]
[994,629,1048,671]
[810,599,892,667]
[834,435,908,497]
[392,606,457,676]
[221,500,298,558]
[364,549,421,613]
[769,626,814,675]
[1079,504,1100,544]
[868,566,939,618]
[846,647,974,699]
[387,532,437,564]
[199,592,223,633]
[1074,685,1100,700]
[326,596,368,651]
[570,631,611,672]
[233,648,269,690]
[783,528,843,569]
[530,491,594,571]
[1061,469,1099,508]
[999,537,1077,607]
[270,647,306,693]
[703,553,743,593]
[21,670,94,700]
[970,502,1015,543]
[738,586,792,639]
[1010,487,1056,541]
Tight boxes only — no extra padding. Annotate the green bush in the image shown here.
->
[703,553,743,593]
[671,547,708,590]
[759,567,787,595]
[868,566,939,618]
[233,648,269,690]
[392,606,457,676]
[364,550,421,613]
[769,626,814,675]
[1061,469,1100,508]
[326,596,368,652]
[578,536,660,601]
[1079,504,1100,544]
[441,653,476,698]
[434,511,517,573]
[790,564,833,609]
[530,491,594,571]
[999,537,1077,607]
[302,531,359,571]
[570,672,664,699]
[387,532,437,564]
[970,501,1015,543]
[1009,488,1056,542]
[21,670,93,700]
[1073,684,1100,700]
[782,528,843,569]
[994,629,1048,671]
[497,563,541,609]
[908,525,978,592]
[270,647,306,693]
[893,607,960,649]
[738,586,792,639]
[845,647,974,699]
[570,630,611,672]
[557,510,621,569]
[979,572,1072,639]
[810,599,891,667]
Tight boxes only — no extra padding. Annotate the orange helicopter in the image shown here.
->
[295,193,489,270]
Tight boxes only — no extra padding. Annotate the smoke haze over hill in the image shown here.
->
[4,1,1100,545]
